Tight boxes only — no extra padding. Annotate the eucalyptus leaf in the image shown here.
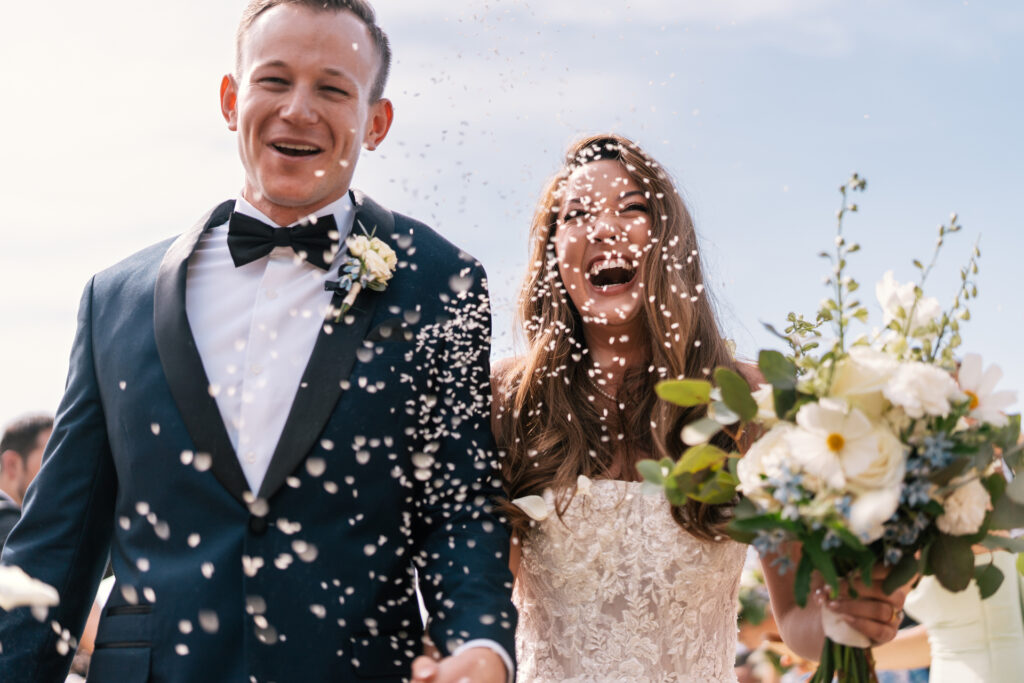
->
[673,443,729,475]
[761,352,798,389]
[1018,553,1024,577]
[883,552,922,595]
[773,387,797,422]
[974,562,1005,600]
[802,537,839,594]
[714,367,758,422]
[636,459,666,485]
[930,533,975,592]
[682,417,722,446]
[656,379,712,407]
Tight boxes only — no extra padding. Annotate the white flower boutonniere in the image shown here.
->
[327,230,398,322]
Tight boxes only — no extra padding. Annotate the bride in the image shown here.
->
[492,134,911,681]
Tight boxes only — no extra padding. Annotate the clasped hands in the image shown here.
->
[411,647,506,683]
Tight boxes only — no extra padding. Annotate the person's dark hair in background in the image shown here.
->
[0,414,53,546]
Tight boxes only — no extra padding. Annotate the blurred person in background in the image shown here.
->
[0,414,53,546]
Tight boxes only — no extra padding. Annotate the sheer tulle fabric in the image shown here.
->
[513,479,746,682]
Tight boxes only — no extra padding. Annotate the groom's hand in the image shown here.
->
[411,648,506,683]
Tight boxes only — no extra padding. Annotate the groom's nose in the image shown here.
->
[279,87,318,126]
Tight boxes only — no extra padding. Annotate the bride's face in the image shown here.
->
[553,159,653,334]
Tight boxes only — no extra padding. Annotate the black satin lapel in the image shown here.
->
[257,191,396,501]
[154,200,251,505]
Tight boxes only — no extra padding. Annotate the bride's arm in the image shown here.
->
[760,543,912,661]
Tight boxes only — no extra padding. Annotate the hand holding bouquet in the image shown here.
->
[641,175,1024,682]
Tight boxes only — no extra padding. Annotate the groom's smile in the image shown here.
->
[220,4,393,226]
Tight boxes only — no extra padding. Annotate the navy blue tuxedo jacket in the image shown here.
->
[0,192,516,682]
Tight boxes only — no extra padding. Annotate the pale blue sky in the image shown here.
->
[1,0,1021,423]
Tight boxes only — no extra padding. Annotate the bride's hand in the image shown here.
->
[816,565,914,646]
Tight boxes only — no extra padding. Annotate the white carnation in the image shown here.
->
[936,478,991,536]
[883,362,963,419]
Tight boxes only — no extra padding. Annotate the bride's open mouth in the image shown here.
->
[585,256,638,291]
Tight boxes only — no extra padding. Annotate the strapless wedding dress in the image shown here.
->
[904,550,1024,683]
[512,478,747,682]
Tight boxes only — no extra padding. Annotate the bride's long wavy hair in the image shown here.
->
[495,133,741,542]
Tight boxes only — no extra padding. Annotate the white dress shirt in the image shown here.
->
[184,193,512,678]
[185,194,354,493]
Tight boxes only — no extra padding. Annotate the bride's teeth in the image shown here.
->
[589,258,630,276]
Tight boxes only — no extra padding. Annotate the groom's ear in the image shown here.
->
[362,98,393,151]
[220,74,239,131]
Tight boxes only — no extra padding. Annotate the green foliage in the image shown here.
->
[714,367,757,422]
[974,562,1005,600]
[636,458,668,486]
[758,350,798,389]
[655,379,712,407]
[883,552,922,595]
[930,533,976,592]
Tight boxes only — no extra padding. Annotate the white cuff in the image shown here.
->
[452,638,514,683]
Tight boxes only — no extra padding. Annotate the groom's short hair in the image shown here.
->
[235,0,392,102]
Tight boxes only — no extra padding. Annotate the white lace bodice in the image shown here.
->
[513,479,746,682]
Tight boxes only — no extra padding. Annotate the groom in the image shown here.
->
[0,1,515,681]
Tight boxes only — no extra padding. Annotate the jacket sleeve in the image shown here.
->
[0,277,117,682]
[410,263,518,663]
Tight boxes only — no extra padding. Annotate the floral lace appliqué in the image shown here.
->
[513,479,746,682]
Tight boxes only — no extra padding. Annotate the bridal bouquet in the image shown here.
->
[640,175,1024,682]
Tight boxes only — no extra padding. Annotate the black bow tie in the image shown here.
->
[226,212,338,270]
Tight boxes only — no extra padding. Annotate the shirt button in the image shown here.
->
[250,365,263,376]
[266,290,278,300]
[248,516,269,535]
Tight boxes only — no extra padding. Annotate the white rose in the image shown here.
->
[937,478,991,536]
[368,237,398,270]
[883,362,963,419]
[346,234,371,258]
[847,486,901,543]
[875,270,942,338]
[737,423,794,507]
[844,426,908,491]
[363,250,394,283]
[751,383,778,426]
[829,347,898,419]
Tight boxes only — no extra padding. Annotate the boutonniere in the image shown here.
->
[325,230,398,322]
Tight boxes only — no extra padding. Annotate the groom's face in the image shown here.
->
[221,5,393,224]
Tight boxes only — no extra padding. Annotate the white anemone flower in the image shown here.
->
[957,353,1017,427]
[788,399,878,490]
